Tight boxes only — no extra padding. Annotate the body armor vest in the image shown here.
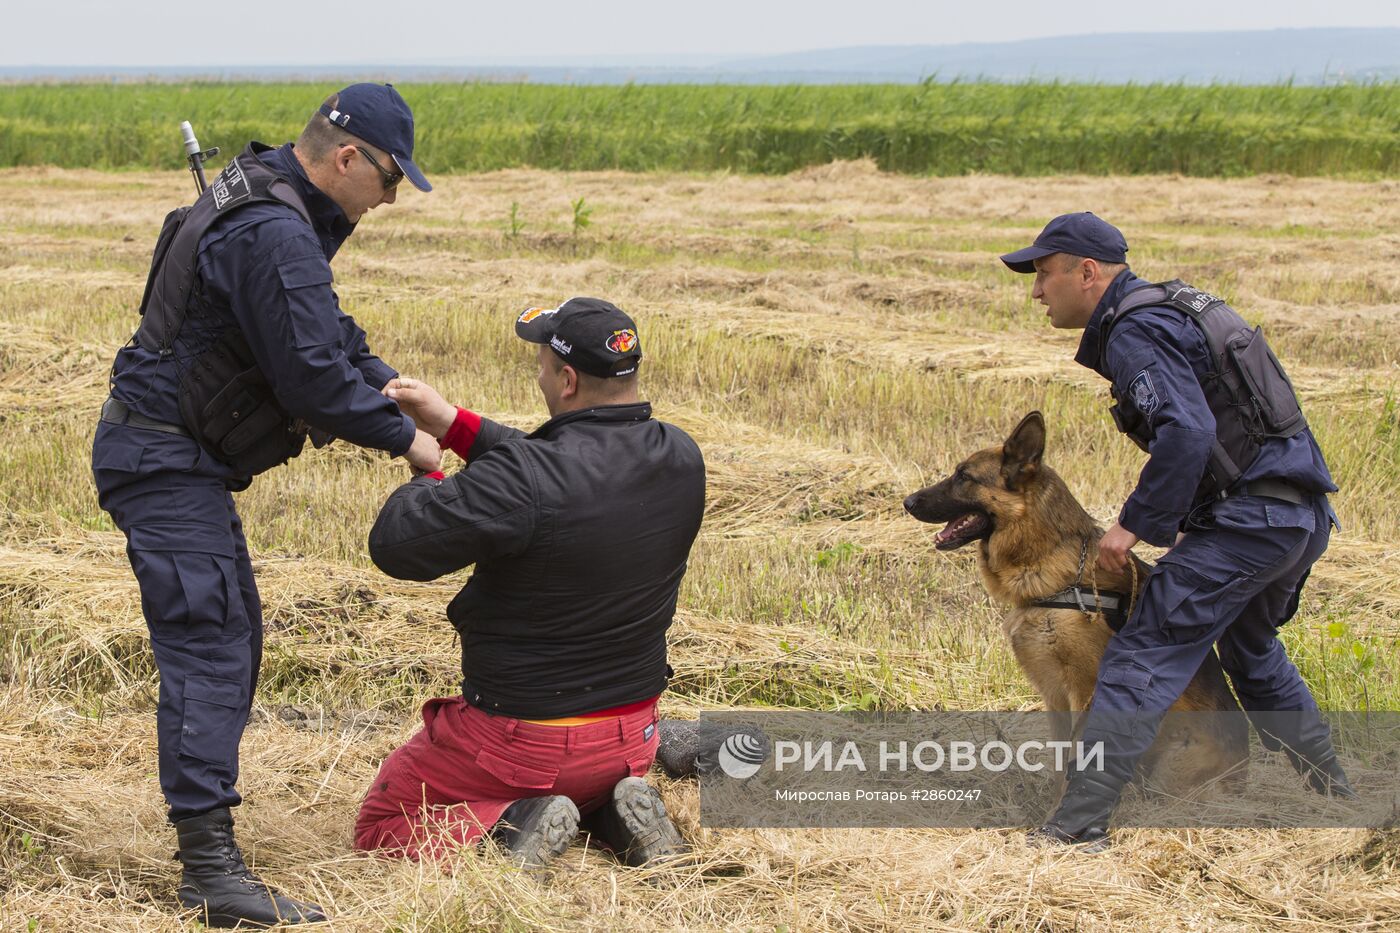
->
[135,143,316,477]
[1099,280,1307,496]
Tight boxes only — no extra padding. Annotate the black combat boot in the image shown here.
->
[1250,710,1358,800]
[174,808,326,928]
[582,777,687,867]
[491,795,580,868]
[1027,769,1129,854]
[1283,743,1358,799]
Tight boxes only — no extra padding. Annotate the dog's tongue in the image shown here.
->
[936,514,976,545]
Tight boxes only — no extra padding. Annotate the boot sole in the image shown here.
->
[179,889,326,929]
[503,796,580,869]
[611,777,687,867]
[1025,827,1110,855]
[180,901,324,929]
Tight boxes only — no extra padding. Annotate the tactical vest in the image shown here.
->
[136,143,315,477]
[1099,280,1307,496]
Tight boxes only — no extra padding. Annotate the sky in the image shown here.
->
[3,0,1398,67]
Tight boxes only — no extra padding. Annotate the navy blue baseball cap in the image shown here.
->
[319,83,431,192]
[515,297,642,378]
[1000,212,1128,273]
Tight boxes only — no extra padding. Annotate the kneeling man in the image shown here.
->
[355,298,706,867]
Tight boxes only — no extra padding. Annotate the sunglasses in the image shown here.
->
[355,146,403,190]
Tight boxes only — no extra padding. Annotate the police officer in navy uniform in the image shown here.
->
[1001,213,1354,850]
[92,84,440,926]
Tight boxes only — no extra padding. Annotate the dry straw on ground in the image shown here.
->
[1,163,1398,930]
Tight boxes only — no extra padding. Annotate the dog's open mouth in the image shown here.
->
[934,512,991,550]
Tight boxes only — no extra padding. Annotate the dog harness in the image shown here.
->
[1029,537,1139,633]
[1031,586,1132,632]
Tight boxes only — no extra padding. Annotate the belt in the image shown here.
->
[100,397,191,438]
[1220,478,1307,505]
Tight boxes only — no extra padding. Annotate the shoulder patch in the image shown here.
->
[210,158,251,211]
[1129,369,1161,416]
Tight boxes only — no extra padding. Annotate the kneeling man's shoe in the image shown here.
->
[1026,823,1110,854]
[493,795,580,868]
[174,808,327,928]
[584,777,687,867]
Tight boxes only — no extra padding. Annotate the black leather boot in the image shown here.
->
[1250,710,1358,799]
[1027,769,1128,854]
[174,808,326,928]
[492,795,580,868]
[582,777,687,867]
[1284,744,1358,799]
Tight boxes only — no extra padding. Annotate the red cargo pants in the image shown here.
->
[354,696,659,859]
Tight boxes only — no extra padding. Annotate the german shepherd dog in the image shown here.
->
[904,412,1248,796]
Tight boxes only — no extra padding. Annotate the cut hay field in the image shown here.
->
[1,161,1399,930]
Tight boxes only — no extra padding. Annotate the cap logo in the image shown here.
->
[606,329,638,354]
[518,306,557,325]
[550,335,573,355]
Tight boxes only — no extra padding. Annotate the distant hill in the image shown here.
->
[712,28,1400,84]
[2,27,1397,84]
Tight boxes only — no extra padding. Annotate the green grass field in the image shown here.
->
[2,81,1399,176]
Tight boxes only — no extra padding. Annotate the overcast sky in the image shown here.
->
[4,0,1398,67]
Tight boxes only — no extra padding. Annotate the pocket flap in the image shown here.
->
[184,675,244,710]
[1266,502,1316,533]
[475,748,560,791]
[276,256,333,290]
[1155,551,1235,586]
[127,522,236,556]
[626,751,655,778]
[92,442,143,472]
[1099,662,1152,691]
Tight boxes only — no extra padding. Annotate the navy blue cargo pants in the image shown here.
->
[92,420,259,822]
[1082,492,1336,775]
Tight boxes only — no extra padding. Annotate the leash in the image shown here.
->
[1087,537,1141,626]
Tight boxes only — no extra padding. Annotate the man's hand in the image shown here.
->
[1097,522,1139,573]
[403,429,442,476]
[384,377,456,439]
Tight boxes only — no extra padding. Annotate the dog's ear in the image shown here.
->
[1002,411,1046,491]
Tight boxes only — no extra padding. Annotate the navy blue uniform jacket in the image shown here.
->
[109,143,415,461]
[1075,270,1336,547]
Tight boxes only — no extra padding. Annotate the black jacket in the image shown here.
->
[369,402,705,718]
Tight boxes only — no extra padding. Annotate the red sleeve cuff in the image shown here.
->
[439,407,482,460]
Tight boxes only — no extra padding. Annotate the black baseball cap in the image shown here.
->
[319,83,432,193]
[1000,212,1128,273]
[514,297,642,378]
